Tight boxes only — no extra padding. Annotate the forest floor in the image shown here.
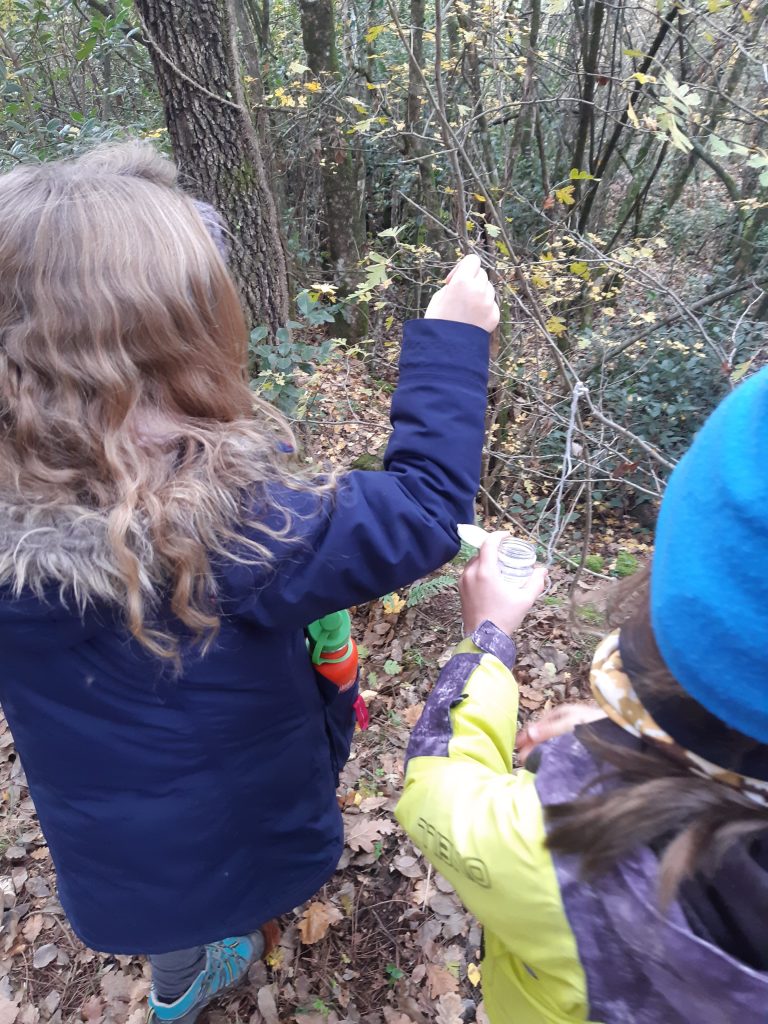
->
[0,351,653,1024]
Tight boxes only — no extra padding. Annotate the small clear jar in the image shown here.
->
[497,538,536,588]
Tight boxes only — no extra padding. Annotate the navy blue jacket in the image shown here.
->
[0,319,489,954]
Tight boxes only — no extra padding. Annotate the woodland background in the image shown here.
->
[0,0,766,1022]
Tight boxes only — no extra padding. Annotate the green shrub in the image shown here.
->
[613,551,639,577]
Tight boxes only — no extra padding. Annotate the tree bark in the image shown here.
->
[133,0,288,334]
[298,0,366,336]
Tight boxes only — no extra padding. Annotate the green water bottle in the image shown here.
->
[307,610,359,693]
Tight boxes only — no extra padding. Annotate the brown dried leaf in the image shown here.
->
[402,704,424,728]
[42,992,60,1017]
[411,879,435,906]
[80,996,104,1023]
[344,816,396,853]
[297,901,343,945]
[32,943,58,969]
[256,986,280,1024]
[0,996,19,1024]
[16,1006,38,1024]
[434,993,464,1024]
[426,964,458,999]
[428,892,458,916]
[24,877,50,900]
[393,855,422,879]
[382,1011,414,1024]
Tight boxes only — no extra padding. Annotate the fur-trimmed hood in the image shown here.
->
[0,501,158,612]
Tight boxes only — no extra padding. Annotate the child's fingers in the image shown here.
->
[446,253,482,284]
[523,565,549,600]
[477,531,506,573]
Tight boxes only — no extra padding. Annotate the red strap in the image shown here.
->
[353,694,370,731]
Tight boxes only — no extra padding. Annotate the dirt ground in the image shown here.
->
[0,354,652,1024]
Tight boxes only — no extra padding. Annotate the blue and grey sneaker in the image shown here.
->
[147,933,265,1024]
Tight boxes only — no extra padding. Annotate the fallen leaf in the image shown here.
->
[358,797,388,813]
[402,704,423,728]
[0,996,19,1024]
[24,877,50,899]
[382,1011,414,1024]
[467,962,481,986]
[297,901,343,944]
[412,879,435,906]
[344,816,396,853]
[22,916,43,943]
[81,996,104,1023]
[435,992,464,1024]
[429,892,458,916]
[257,986,279,1024]
[4,848,25,863]
[32,943,58,969]
[42,992,60,1016]
[16,1006,38,1024]
[426,963,458,998]
[393,855,423,879]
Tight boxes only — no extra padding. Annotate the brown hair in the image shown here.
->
[548,570,768,904]
[0,142,317,660]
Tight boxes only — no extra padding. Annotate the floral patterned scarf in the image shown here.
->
[590,632,768,809]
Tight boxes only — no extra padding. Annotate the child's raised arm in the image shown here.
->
[223,257,499,629]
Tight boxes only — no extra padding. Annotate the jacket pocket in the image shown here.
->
[315,673,359,785]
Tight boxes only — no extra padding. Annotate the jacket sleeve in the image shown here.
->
[395,622,580,973]
[222,319,489,629]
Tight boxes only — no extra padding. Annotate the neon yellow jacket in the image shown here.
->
[395,622,592,1023]
[396,622,768,1024]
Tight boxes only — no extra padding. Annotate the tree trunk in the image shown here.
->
[133,0,288,334]
[298,0,367,337]
[403,0,443,251]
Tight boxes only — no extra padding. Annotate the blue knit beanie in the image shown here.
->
[651,366,768,743]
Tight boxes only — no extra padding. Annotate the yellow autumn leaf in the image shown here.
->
[382,592,406,614]
[288,61,311,74]
[467,962,482,986]
[365,23,387,43]
[569,261,591,280]
[631,71,656,85]
[305,81,322,93]
[546,315,568,336]
[473,193,487,202]
[554,185,576,205]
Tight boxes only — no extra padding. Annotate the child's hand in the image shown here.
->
[516,703,606,766]
[425,254,500,333]
[459,532,548,637]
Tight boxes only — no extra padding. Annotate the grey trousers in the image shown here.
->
[149,946,206,1002]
